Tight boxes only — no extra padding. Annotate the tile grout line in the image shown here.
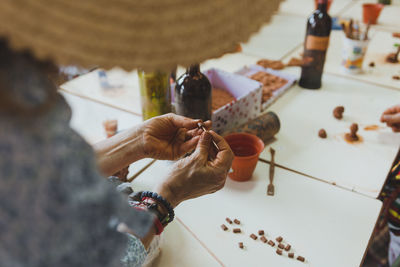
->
[336,0,361,17]
[258,158,378,199]
[279,42,304,61]
[326,71,400,92]
[127,159,157,182]
[176,217,226,267]
[59,88,143,117]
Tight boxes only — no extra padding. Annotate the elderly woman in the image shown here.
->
[0,0,283,265]
[0,38,234,267]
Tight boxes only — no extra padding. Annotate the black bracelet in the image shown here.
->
[141,191,175,224]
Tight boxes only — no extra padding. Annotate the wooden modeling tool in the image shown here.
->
[197,122,220,151]
[267,147,275,196]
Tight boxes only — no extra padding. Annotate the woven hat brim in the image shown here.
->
[0,0,282,71]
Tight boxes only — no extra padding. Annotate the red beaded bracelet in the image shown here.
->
[132,206,164,235]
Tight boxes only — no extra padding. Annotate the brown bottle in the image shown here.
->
[175,64,212,121]
[299,0,332,89]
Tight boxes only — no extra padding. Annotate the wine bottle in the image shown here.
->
[175,64,212,121]
[138,70,171,120]
[299,0,332,89]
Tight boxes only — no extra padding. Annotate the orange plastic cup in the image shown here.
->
[362,3,384,24]
[224,133,265,182]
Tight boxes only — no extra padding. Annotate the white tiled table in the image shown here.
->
[57,0,400,264]
[341,0,400,31]
[259,73,400,198]
[132,160,382,267]
[61,92,154,178]
[151,220,221,267]
[278,0,356,17]
[283,28,400,90]
[240,14,307,59]
[60,68,143,116]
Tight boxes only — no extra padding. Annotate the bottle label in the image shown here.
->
[305,36,330,51]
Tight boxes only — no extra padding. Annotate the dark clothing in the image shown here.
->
[0,91,152,267]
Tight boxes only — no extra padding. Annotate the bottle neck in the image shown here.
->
[187,64,200,76]
[317,0,328,12]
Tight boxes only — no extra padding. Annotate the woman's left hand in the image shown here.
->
[141,113,211,160]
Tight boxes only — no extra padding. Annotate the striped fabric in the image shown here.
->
[381,160,400,235]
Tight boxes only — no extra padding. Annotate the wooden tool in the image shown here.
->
[349,19,353,39]
[363,21,371,41]
[267,147,275,196]
[197,122,220,151]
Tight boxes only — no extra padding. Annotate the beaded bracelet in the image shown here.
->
[141,191,175,224]
[129,191,175,233]
[132,205,164,235]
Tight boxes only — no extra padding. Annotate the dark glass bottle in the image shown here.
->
[175,64,212,121]
[299,0,332,89]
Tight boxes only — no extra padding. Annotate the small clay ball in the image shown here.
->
[333,106,345,119]
[318,129,327,139]
[369,62,375,67]
[350,123,358,135]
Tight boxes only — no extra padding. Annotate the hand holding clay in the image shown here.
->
[155,131,234,208]
[381,105,400,132]
[140,113,212,160]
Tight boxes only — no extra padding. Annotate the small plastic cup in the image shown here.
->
[362,3,384,25]
[341,36,370,74]
[224,133,264,182]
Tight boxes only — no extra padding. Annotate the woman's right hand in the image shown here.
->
[155,131,234,208]
[381,105,400,132]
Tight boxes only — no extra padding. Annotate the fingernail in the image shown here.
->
[202,131,211,141]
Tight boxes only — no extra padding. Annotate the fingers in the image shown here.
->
[186,127,203,138]
[209,131,230,151]
[392,126,400,132]
[186,120,213,138]
[192,131,212,162]
[165,113,202,130]
[382,105,400,116]
[203,120,212,130]
[381,113,400,125]
[208,131,234,170]
[180,135,200,155]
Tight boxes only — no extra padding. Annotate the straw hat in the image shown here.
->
[0,0,282,71]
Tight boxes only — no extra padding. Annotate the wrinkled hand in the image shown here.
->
[381,105,400,132]
[141,113,211,160]
[155,131,234,208]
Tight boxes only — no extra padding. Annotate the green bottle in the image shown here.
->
[138,70,171,120]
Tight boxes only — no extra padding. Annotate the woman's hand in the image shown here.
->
[381,105,400,132]
[154,130,234,208]
[141,113,211,160]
